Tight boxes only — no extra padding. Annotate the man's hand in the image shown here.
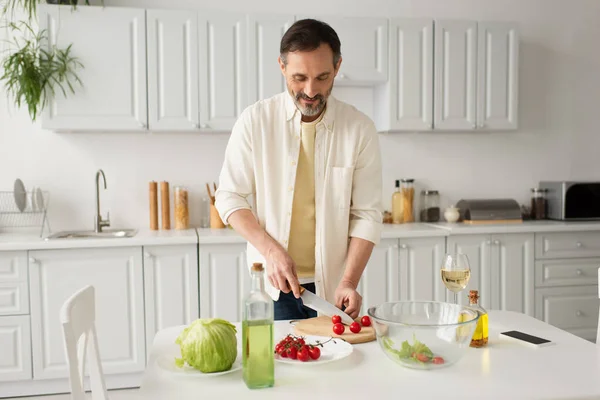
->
[265,244,301,298]
[334,280,362,319]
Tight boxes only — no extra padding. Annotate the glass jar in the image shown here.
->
[174,186,189,230]
[400,179,415,223]
[420,190,440,222]
[530,188,547,220]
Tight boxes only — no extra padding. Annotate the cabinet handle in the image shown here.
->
[576,242,583,248]
[576,310,583,317]
[493,240,500,245]
[338,73,347,79]
[576,269,583,276]
[200,123,209,129]
[486,240,492,245]
[472,123,477,129]
[144,252,154,258]
[29,257,38,264]
[400,244,407,249]
[139,122,146,129]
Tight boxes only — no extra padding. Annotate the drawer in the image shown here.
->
[535,286,599,331]
[535,258,600,287]
[0,282,29,315]
[536,231,600,259]
[0,252,27,282]
[0,315,32,381]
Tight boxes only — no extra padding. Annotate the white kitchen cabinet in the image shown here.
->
[147,10,200,131]
[433,20,478,130]
[0,316,32,382]
[198,12,248,131]
[535,286,599,343]
[298,16,388,85]
[357,239,399,316]
[143,245,199,355]
[29,247,145,380]
[477,22,519,130]
[398,237,446,302]
[447,233,534,315]
[0,251,28,316]
[39,5,147,131]
[199,243,250,322]
[247,14,295,103]
[383,19,434,131]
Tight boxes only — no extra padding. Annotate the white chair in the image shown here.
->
[60,285,109,400]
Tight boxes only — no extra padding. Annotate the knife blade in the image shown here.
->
[299,286,355,326]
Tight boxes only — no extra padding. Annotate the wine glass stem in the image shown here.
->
[453,292,458,304]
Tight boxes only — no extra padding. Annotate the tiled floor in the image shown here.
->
[7,388,140,399]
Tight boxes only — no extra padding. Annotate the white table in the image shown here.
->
[139,311,600,400]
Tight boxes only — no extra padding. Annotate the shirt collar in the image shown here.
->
[284,91,336,132]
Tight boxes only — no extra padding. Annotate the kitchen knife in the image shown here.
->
[299,286,355,325]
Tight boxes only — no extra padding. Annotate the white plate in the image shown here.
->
[13,179,26,212]
[35,188,44,212]
[156,354,242,377]
[275,335,353,366]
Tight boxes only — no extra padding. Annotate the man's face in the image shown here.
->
[279,44,341,120]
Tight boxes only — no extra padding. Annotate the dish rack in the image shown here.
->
[0,191,51,238]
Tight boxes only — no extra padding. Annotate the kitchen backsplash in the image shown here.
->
[1,0,599,231]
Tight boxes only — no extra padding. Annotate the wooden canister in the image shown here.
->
[160,181,170,230]
[149,181,158,230]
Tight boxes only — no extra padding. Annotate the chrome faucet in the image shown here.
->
[94,169,110,233]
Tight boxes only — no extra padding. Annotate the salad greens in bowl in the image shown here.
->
[367,301,480,370]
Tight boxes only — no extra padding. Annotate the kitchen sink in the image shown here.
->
[45,229,138,240]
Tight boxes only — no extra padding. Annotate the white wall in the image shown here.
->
[1,0,599,232]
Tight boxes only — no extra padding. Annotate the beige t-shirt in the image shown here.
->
[288,111,325,280]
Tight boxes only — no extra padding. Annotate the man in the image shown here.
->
[215,19,382,320]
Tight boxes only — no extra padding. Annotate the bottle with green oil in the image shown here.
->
[242,263,274,389]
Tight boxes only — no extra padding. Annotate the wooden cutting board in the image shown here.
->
[293,316,376,344]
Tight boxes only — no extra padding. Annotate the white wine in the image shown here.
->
[441,269,471,293]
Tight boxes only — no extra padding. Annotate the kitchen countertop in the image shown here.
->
[1,220,600,251]
[0,228,198,251]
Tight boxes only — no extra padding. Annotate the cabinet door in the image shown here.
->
[199,244,249,322]
[399,237,446,302]
[247,14,294,103]
[299,16,388,84]
[199,12,247,131]
[387,19,434,131]
[357,239,399,316]
[0,316,31,382]
[147,10,200,131]
[29,248,145,380]
[490,234,534,316]
[144,245,199,353]
[39,5,147,131]
[446,235,491,308]
[434,20,477,130]
[477,22,519,130]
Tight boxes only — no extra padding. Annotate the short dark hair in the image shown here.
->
[280,19,341,67]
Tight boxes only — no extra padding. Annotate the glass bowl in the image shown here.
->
[367,301,480,370]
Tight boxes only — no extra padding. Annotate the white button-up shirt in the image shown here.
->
[215,92,383,303]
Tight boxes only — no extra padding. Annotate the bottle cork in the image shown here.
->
[149,181,158,230]
[251,263,263,272]
[160,181,170,230]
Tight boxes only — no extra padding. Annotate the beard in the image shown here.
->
[289,83,333,117]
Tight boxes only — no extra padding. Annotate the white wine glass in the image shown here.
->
[440,254,471,304]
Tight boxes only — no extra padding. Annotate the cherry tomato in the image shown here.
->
[349,322,361,333]
[332,323,345,335]
[432,356,445,365]
[308,346,321,360]
[415,353,430,363]
[297,338,305,346]
[297,346,310,362]
[279,349,288,358]
[286,346,297,360]
[360,316,371,327]
[332,315,342,324]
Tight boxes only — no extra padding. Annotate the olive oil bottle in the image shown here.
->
[468,290,488,347]
[242,263,274,389]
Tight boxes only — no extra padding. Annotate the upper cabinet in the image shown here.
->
[433,20,478,131]
[147,9,200,131]
[198,12,248,131]
[247,15,295,103]
[39,5,148,131]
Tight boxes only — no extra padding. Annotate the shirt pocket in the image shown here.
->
[329,166,354,210]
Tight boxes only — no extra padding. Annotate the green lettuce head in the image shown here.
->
[175,318,237,373]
